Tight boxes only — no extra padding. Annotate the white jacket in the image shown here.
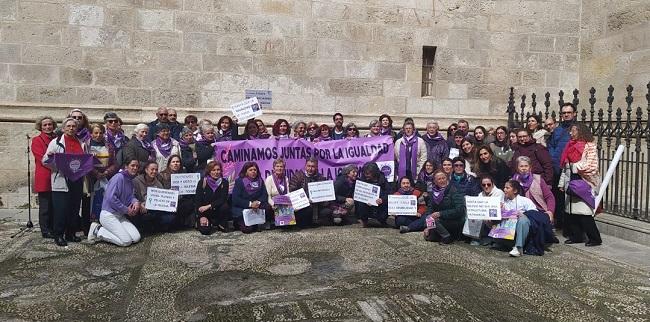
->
[264,175,289,207]
[42,135,88,192]
[394,136,427,177]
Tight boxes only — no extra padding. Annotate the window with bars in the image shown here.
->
[421,46,436,97]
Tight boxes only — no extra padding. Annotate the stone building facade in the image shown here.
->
[0,0,647,207]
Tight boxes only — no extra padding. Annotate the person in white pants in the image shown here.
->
[88,159,141,246]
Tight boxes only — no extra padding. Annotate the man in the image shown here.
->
[330,113,345,140]
[394,122,427,180]
[548,103,577,232]
[167,108,182,140]
[457,119,470,137]
[421,121,449,169]
[147,107,169,141]
[510,128,554,185]
[288,157,333,227]
[543,117,556,144]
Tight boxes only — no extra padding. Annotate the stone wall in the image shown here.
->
[0,0,605,205]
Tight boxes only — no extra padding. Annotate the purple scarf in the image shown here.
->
[431,185,446,205]
[206,176,222,192]
[380,127,392,136]
[513,172,533,192]
[273,174,287,195]
[398,187,414,195]
[105,129,126,150]
[155,137,173,158]
[345,177,355,188]
[218,128,233,141]
[318,135,331,142]
[398,135,418,179]
[243,177,263,194]
[77,127,90,142]
[259,133,271,139]
[179,137,191,149]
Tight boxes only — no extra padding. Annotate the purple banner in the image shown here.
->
[488,218,517,240]
[214,136,395,193]
[54,153,96,182]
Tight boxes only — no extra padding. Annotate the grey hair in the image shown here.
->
[62,117,78,127]
[341,164,357,176]
[180,126,193,136]
[200,123,214,134]
[426,121,439,128]
[369,120,379,127]
[133,123,149,135]
[516,155,531,166]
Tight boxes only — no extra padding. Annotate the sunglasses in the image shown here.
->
[453,164,465,167]
[347,128,357,131]
[168,114,177,117]
[106,119,118,124]
[482,183,493,187]
[71,116,83,120]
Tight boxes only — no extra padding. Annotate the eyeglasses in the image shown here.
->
[106,119,118,124]
[71,116,83,120]
[453,163,465,167]
[482,183,493,187]
[158,113,168,116]
[168,114,177,117]
[347,128,357,131]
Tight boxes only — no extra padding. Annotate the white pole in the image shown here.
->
[595,145,625,209]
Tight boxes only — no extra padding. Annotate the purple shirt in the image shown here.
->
[102,172,138,215]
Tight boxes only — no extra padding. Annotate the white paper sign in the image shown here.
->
[145,187,179,212]
[449,148,460,159]
[245,89,272,109]
[374,160,395,183]
[288,188,310,210]
[170,173,201,195]
[353,180,380,206]
[230,97,262,123]
[465,196,501,220]
[388,195,418,216]
[307,180,335,203]
[242,208,266,226]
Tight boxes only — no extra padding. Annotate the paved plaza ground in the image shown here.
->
[0,213,649,321]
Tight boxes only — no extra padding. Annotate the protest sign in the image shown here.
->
[388,195,417,216]
[245,89,272,109]
[463,219,483,238]
[274,205,296,226]
[288,188,310,210]
[54,153,96,181]
[488,219,517,240]
[465,196,502,220]
[214,136,395,193]
[170,173,201,195]
[145,187,179,212]
[230,97,262,123]
[448,148,460,159]
[354,180,380,206]
[243,209,266,226]
[307,180,335,203]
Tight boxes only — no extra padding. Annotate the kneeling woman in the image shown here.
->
[88,159,141,247]
[195,161,230,235]
[400,170,465,244]
[391,176,427,228]
[159,155,195,229]
[231,161,268,233]
[355,162,389,227]
[133,161,176,233]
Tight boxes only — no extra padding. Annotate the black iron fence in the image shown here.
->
[506,82,650,223]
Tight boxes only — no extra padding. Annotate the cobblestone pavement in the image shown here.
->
[0,219,648,322]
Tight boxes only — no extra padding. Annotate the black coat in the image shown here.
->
[195,141,215,172]
[194,177,229,219]
[334,175,355,204]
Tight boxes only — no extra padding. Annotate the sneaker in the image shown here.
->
[509,247,521,257]
[87,222,101,242]
[385,215,396,228]
[399,226,410,234]
[333,217,343,225]
[470,240,480,246]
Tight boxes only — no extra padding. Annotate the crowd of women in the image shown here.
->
[31,104,603,257]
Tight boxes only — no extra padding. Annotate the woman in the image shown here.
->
[332,164,357,225]
[195,123,217,172]
[86,123,118,231]
[313,124,332,143]
[510,128,554,185]
[195,161,230,235]
[511,156,555,222]
[489,126,513,163]
[32,116,57,239]
[415,160,436,194]
[476,145,511,189]
[264,159,291,226]
[69,109,91,143]
[43,118,87,246]
[472,126,489,146]
[390,176,427,229]
[400,171,466,245]
[216,115,238,142]
[440,158,453,178]
[179,127,197,173]
[292,121,307,139]
[446,123,458,148]
[306,122,319,141]
[133,161,175,233]
[450,157,481,197]
[378,114,396,138]
[394,122,427,180]
[355,162,389,227]
[122,124,155,170]
[365,120,381,137]
[242,119,260,140]
[509,128,519,146]
[459,139,477,176]
[193,119,212,141]
[104,112,127,153]
[272,119,291,139]
[159,155,194,229]
[497,180,539,257]
[255,119,271,139]
[231,162,269,233]
[559,123,602,246]
[87,159,141,247]
[153,124,181,172]
[345,122,359,139]
[527,114,548,147]
[465,175,504,245]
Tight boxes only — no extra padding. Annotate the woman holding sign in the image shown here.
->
[355,162,389,227]
[332,164,358,225]
[265,159,293,227]
[231,161,269,233]
[160,155,195,229]
[133,161,175,233]
[195,161,230,235]
[43,118,88,247]
[389,176,427,229]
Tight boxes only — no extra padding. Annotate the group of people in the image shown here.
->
[31,104,603,257]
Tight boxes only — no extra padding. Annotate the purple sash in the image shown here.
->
[105,129,126,150]
[155,137,173,158]
[273,175,287,195]
[243,177,263,194]
[513,172,533,192]
[568,179,596,208]
[398,135,418,179]
[54,153,96,181]
[206,176,222,192]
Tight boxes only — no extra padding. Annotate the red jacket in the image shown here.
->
[31,132,54,192]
